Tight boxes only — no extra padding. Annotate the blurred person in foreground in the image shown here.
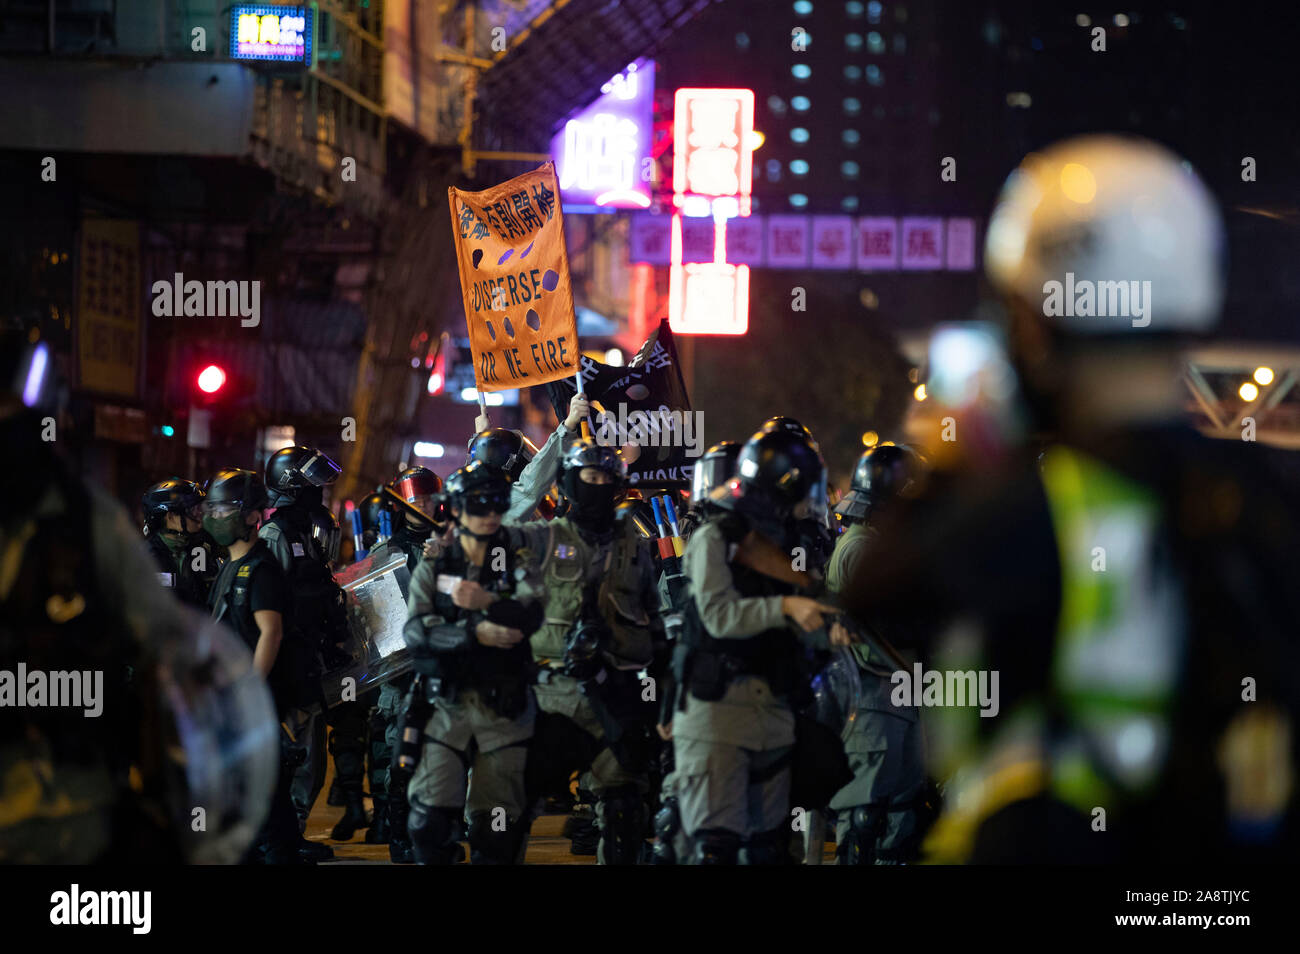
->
[842,135,1300,863]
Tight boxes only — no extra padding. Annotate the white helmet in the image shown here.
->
[984,135,1224,334]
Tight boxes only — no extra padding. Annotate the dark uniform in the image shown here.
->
[141,479,219,610]
[259,445,345,857]
[210,537,299,863]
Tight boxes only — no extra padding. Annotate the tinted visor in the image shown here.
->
[300,452,342,487]
[462,490,511,516]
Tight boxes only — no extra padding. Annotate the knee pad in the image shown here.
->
[596,788,648,866]
[467,811,524,865]
[407,798,464,865]
[651,797,681,865]
[691,828,742,866]
[837,803,887,865]
[745,826,792,866]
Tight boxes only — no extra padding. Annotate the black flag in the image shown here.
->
[545,320,697,489]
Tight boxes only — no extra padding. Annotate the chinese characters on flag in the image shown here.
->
[448,162,580,392]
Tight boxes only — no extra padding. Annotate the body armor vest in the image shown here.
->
[532,516,653,670]
[423,531,533,718]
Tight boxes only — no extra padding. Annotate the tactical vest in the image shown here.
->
[531,516,653,670]
[264,507,349,647]
[210,540,300,708]
[681,523,807,703]
[146,532,217,609]
[424,531,533,717]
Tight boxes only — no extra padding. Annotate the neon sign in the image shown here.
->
[668,88,754,335]
[552,60,655,209]
[230,5,313,63]
[672,88,754,216]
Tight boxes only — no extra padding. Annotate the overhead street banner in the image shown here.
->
[448,162,580,392]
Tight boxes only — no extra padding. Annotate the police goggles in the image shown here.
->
[461,491,511,516]
[201,501,243,519]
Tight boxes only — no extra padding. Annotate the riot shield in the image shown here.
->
[158,613,280,865]
[323,551,413,707]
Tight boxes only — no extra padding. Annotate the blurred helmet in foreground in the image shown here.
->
[984,134,1225,335]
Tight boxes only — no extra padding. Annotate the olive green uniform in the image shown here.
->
[513,515,661,862]
[824,522,924,862]
[672,520,803,859]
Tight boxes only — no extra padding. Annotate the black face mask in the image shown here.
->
[294,485,324,509]
[568,481,617,534]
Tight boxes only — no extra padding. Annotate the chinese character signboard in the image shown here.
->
[673,88,754,215]
[552,60,655,209]
[857,217,899,270]
[77,218,140,398]
[669,261,750,336]
[900,217,945,270]
[448,162,579,392]
[231,5,312,63]
[629,215,671,265]
[725,216,764,264]
[767,215,810,268]
[811,216,855,269]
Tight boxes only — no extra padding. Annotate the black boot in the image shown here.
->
[326,776,345,807]
[388,794,414,863]
[365,796,391,844]
[330,786,370,841]
[298,837,335,862]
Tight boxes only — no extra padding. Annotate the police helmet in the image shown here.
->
[835,443,921,523]
[142,478,205,533]
[445,460,513,518]
[558,438,626,499]
[466,428,538,482]
[265,445,342,506]
[203,468,268,514]
[711,429,824,535]
[691,441,742,509]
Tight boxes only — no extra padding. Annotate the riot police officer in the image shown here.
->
[203,467,302,864]
[141,478,219,608]
[514,438,664,865]
[402,462,540,864]
[826,443,926,864]
[261,444,346,861]
[651,440,740,864]
[363,465,444,862]
[469,394,589,522]
[759,417,835,574]
[672,428,849,864]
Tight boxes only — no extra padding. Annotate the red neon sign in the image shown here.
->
[672,88,754,215]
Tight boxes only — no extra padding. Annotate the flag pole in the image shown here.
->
[575,370,591,440]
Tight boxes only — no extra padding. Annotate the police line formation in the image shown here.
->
[3,134,1297,865]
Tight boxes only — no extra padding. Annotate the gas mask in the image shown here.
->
[567,480,618,534]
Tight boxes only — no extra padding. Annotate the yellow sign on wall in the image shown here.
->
[77,218,141,398]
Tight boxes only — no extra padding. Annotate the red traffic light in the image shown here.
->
[197,364,227,394]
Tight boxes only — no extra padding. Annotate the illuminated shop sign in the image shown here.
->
[672,88,754,216]
[230,4,313,63]
[551,60,655,209]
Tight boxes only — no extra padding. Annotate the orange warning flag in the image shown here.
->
[448,162,580,392]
